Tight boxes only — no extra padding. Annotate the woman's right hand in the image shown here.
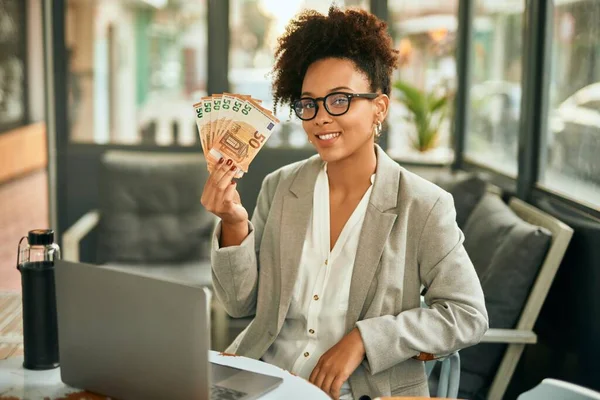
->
[201,158,249,227]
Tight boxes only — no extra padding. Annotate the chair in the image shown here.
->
[420,296,461,399]
[518,379,600,400]
[425,193,573,399]
[62,150,229,350]
[426,352,461,398]
[476,198,573,399]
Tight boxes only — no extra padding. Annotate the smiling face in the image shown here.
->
[300,57,388,164]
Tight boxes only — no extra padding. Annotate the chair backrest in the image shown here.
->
[507,198,574,331]
[458,195,573,399]
[433,172,489,230]
[484,199,574,399]
[518,379,600,400]
[96,150,216,264]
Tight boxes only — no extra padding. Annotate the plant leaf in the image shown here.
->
[393,80,449,152]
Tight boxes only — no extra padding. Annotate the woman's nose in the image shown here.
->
[313,103,332,126]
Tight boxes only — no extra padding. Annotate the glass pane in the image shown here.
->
[229,0,368,149]
[465,0,524,177]
[540,0,600,209]
[387,0,457,163]
[0,0,27,132]
[66,0,207,146]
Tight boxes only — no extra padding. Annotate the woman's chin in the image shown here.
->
[316,147,346,163]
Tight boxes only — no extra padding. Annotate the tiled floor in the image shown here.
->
[0,170,49,293]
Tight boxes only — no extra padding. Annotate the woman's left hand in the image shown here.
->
[309,327,366,400]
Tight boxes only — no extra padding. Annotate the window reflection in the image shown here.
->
[541,0,600,209]
[465,0,524,177]
[387,0,457,163]
[66,0,207,146]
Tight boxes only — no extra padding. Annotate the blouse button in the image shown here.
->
[313,294,319,301]
[309,329,315,334]
[304,352,310,357]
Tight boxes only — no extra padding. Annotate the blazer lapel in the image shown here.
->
[277,156,322,330]
[345,146,401,331]
[345,207,396,331]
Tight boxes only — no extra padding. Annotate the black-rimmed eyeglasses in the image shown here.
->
[292,92,379,121]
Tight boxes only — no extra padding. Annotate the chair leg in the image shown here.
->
[439,359,450,398]
[447,352,461,399]
[434,352,461,399]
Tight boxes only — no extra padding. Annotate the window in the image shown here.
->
[540,0,600,210]
[66,0,207,146]
[0,0,27,133]
[386,0,457,163]
[464,0,524,177]
[229,0,368,149]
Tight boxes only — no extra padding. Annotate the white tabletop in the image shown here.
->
[0,351,330,399]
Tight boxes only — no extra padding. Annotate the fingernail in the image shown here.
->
[230,165,236,171]
[226,159,233,166]
[231,179,236,185]
[218,158,224,164]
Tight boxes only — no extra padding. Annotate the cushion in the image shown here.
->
[459,194,552,398]
[434,172,487,230]
[97,151,215,264]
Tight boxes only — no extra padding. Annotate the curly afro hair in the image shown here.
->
[271,6,399,111]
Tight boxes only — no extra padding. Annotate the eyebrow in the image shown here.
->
[301,86,354,97]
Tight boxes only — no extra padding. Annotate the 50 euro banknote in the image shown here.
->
[207,98,279,177]
[195,94,266,155]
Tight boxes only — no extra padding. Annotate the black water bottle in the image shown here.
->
[16,229,60,370]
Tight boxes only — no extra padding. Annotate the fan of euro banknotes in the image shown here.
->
[193,93,280,178]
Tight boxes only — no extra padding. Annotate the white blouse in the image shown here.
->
[262,164,375,399]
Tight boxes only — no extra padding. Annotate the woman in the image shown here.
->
[201,7,488,400]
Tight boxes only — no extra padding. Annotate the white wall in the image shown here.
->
[94,0,137,144]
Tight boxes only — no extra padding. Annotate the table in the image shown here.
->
[0,351,330,400]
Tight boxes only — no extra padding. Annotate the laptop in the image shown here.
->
[54,260,283,400]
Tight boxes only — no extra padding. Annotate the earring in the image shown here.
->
[373,121,383,137]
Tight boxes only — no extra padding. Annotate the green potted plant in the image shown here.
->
[393,80,450,153]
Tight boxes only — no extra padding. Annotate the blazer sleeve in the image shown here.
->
[356,192,489,374]
[210,172,277,318]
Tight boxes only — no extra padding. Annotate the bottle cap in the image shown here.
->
[28,229,54,246]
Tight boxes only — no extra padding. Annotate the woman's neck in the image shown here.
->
[326,143,377,193]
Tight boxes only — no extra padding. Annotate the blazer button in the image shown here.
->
[313,294,319,301]
[358,396,371,400]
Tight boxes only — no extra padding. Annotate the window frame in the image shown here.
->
[452,0,600,218]
[45,0,600,230]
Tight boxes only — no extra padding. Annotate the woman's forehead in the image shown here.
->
[301,58,370,95]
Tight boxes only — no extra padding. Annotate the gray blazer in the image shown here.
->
[211,145,488,398]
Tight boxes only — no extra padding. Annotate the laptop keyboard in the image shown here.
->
[211,384,248,400]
